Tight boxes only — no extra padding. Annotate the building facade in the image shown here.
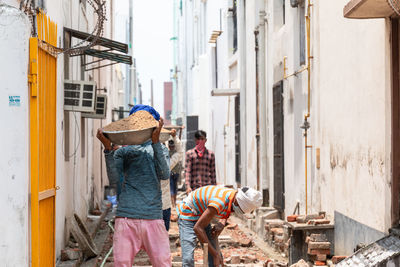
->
[0,0,130,264]
[175,0,399,255]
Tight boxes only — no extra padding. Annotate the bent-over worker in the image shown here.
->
[177,185,263,267]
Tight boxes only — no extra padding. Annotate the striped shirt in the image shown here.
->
[177,185,236,221]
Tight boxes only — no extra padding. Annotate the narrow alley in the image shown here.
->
[64,193,288,267]
[4,0,400,266]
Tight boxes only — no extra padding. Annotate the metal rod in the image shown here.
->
[85,62,118,71]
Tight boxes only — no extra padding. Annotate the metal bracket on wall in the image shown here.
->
[283,56,307,79]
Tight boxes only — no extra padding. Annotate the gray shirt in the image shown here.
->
[104,141,170,219]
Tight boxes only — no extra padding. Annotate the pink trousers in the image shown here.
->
[113,218,171,267]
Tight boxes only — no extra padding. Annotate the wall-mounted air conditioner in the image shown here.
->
[81,94,107,119]
[64,80,96,112]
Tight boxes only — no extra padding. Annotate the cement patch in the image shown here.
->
[334,211,385,255]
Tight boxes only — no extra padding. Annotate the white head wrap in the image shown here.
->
[236,187,263,213]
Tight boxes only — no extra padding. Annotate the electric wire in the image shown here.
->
[100,219,115,267]
[388,0,400,16]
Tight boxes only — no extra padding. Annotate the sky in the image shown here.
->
[114,0,174,116]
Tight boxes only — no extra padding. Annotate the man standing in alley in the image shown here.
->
[185,130,216,194]
[177,185,263,267]
[161,128,183,231]
[169,129,184,208]
[97,105,171,267]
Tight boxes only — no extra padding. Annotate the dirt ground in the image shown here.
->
[92,208,288,267]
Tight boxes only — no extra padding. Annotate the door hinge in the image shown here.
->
[28,59,38,97]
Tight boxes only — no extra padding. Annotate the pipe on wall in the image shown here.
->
[238,0,247,186]
[304,0,313,214]
[258,9,268,203]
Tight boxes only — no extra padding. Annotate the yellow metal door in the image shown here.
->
[29,12,58,267]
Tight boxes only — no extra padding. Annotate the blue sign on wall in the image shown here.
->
[9,96,21,107]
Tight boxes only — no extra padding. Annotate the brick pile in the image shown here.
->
[264,219,289,255]
[305,234,330,266]
[287,212,330,225]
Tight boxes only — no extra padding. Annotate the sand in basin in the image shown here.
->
[103,110,158,132]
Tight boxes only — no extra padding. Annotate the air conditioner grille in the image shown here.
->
[81,94,107,119]
[83,84,94,91]
[65,99,80,106]
[64,80,96,112]
[83,92,93,99]
[82,100,92,107]
[65,83,80,90]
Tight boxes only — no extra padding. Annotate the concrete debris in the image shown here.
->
[289,259,308,267]
[307,219,330,226]
[293,214,325,224]
[70,213,98,258]
[231,254,241,264]
[60,248,82,261]
[56,260,80,267]
[266,260,289,267]
[264,219,289,256]
[336,233,400,266]
[331,255,346,264]
[308,234,327,243]
[306,233,331,266]
[226,223,238,230]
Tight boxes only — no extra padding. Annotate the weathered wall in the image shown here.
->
[264,2,392,255]
[0,4,30,265]
[314,0,392,253]
[265,0,307,213]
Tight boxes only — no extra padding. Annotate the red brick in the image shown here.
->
[287,215,298,222]
[307,248,330,255]
[314,260,326,266]
[309,254,327,261]
[316,254,327,261]
[231,255,240,264]
[332,256,347,264]
[271,228,284,235]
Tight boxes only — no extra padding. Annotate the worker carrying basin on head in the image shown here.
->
[177,185,263,267]
[96,104,171,267]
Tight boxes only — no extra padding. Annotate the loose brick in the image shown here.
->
[308,219,330,226]
[274,234,284,243]
[309,254,327,261]
[296,215,307,223]
[314,260,326,266]
[316,254,327,261]
[308,248,330,255]
[308,241,331,250]
[231,254,240,264]
[271,228,284,235]
[310,234,327,242]
[332,255,347,264]
[287,215,298,222]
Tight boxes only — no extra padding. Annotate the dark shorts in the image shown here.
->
[162,208,171,231]
[169,173,180,196]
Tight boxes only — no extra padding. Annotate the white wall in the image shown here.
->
[0,4,31,265]
[44,0,115,258]
[314,0,391,233]
[264,0,391,247]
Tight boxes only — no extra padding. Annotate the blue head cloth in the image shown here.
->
[129,104,160,121]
